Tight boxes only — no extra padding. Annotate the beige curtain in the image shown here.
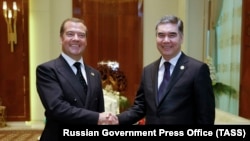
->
[207,0,223,59]
[209,0,223,30]
[214,0,242,115]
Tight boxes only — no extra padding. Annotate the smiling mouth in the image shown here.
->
[163,46,172,49]
[71,44,80,47]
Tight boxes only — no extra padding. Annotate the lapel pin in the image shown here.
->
[91,72,95,76]
[180,65,185,70]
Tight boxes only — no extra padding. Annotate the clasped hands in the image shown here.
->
[98,112,119,125]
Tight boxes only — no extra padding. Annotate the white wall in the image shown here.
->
[185,0,206,61]
[143,0,206,66]
[143,0,179,66]
[29,0,205,122]
[29,0,72,122]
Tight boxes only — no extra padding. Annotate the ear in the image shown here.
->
[59,36,63,44]
[180,35,184,44]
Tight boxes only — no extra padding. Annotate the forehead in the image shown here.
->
[157,23,178,33]
[64,21,87,32]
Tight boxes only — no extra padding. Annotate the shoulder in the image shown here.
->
[37,56,63,68]
[85,65,102,77]
[181,53,206,67]
[144,58,161,70]
[37,59,56,69]
[86,65,99,72]
[178,53,210,75]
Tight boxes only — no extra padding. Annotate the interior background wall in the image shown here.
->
[29,0,72,122]
[29,0,205,122]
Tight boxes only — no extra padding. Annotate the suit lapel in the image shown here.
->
[84,66,98,107]
[153,59,161,106]
[158,53,188,105]
[56,56,86,104]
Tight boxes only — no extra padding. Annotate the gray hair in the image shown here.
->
[155,15,183,35]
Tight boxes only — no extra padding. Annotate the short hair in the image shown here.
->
[60,17,87,37]
[155,15,183,35]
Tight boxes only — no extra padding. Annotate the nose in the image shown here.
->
[73,34,80,40]
[162,36,171,43]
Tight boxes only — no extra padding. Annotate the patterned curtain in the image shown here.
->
[214,0,242,115]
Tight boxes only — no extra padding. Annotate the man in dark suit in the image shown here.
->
[36,18,110,141]
[110,15,215,125]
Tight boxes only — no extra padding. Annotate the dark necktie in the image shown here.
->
[74,62,88,94]
[158,62,171,102]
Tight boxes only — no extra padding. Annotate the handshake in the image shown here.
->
[98,112,119,125]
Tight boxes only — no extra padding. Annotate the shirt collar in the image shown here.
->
[159,51,182,69]
[61,52,84,67]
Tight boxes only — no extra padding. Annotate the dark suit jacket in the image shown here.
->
[36,55,104,141]
[118,52,215,125]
